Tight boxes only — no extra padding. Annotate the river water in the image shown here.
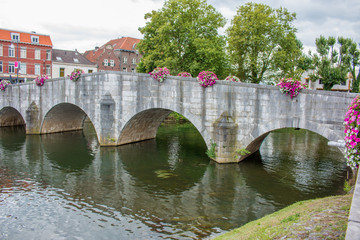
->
[0,123,346,239]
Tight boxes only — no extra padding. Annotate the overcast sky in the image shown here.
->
[1,0,359,53]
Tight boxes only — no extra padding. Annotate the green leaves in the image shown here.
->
[227,3,300,84]
[137,0,229,78]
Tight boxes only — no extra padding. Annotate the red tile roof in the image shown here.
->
[0,28,52,46]
[84,37,141,62]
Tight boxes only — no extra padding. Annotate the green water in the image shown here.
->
[0,124,347,239]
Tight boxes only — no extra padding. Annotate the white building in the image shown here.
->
[52,49,97,78]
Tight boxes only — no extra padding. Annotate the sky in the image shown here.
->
[0,0,359,53]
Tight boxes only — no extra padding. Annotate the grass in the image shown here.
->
[214,194,352,240]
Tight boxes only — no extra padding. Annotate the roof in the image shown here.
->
[52,49,96,66]
[0,28,52,46]
[83,37,141,62]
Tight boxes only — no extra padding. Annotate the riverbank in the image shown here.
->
[214,194,352,240]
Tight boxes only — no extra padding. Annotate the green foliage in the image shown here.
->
[168,112,188,123]
[344,180,352,193]
[280,213,300,223]
[206,142,216,159]
[309,36,358,91]
[227,3,301,84]
[137,0,229,79]
[235,148,250,156]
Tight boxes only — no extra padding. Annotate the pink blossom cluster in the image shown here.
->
[149,67,170,83]
[69,69,84,82]
[0,80,11,91]
[276,78,307,99]
[225,75,240,82]
[344,96,360,169]
[177,72,192,78]
[197,71,218,87]
[34,75,48,86]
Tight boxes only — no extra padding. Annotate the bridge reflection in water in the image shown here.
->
[0,122,346,239]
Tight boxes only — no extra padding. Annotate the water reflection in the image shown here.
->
[0,125,347,239]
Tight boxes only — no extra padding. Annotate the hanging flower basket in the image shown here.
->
[34,75,48,86]
[225,75,241,82]
[149,67,170,82]
[178,72,192,78]
[276,78,307,99]
[0,80,11,91]
[344,96,360,169]
[69,69,84,82]
[198,71,218,87]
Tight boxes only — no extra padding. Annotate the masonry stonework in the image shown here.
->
[0,72,356,163]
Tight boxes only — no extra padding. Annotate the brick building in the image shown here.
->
[84,37,141,73]
[0,28,53,83]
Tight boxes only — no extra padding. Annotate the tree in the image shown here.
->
[309,36,357,91]
[227,3,301,84]
[137,0,229,79]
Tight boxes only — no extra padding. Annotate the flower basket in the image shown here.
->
[34,75,48,86]
[198,71,218,87]
[225,75,241,82]
[178,72,192,78]
[344,96,360,169]
[0,80,11,91]
[149,67,170,82]
[69,69,84,82]
[276,78,307,99]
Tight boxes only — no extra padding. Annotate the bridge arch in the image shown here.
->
[118,108,209,147]
[0,107,25,127]
[41,103,98,138]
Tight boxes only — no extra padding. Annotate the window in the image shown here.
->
[123,57,127,64]
[110,60,115,67]
[104,59,108,66]
[0,45,3,56]
[73,58,79,63]
[11,33,20,42]
[9,62,15,73]
[60,68,65,77]
[35,64,40,75]
[46,50,51,60]
[0,61,2,72]
[31,36,39,44]
[35,49,40,60]
[88,70,93,73]
[46,65,51,75]
[122,67,127,72]
[56,56,62,61]
[20,47,27,58]
[132,58,136,64]
[9,45,15,57]
[131,68,135,73]
[19,63,26,74]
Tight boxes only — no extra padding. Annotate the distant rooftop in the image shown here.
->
[52,49,96,66]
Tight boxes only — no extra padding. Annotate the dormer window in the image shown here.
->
[74,58,79,63]
[31,36,39,44]
[56,56,62,61]
[11,33,20,42]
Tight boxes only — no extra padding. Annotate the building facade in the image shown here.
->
[52,49,97,78]
[0,28,53,83]
[84,37,142,73]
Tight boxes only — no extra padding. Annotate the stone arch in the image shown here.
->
[118,108,208,146]
[241,124,343,161]
[41,103,97,138]
[0,106,25,127]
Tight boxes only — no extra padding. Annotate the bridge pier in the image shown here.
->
[213,112,239,163]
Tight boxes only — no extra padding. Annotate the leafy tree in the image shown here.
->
[309,36,357,91]
[227,3,301,84]
[137,0,229,79]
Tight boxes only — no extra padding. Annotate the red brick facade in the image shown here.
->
[0,28,53,82]
[84,37,141,73]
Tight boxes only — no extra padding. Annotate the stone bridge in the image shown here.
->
[0,72,356,163]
